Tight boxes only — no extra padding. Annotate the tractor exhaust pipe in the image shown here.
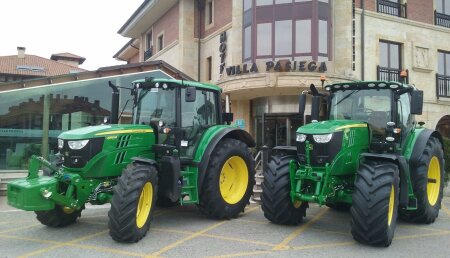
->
[311,96,321,122]
[298,92,307,121]
[108,81,119,124]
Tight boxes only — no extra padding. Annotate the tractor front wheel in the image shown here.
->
[198,138,255,219]
[400,136,445,223]
[35,205,81,227]
[261,154,308,225]
[108,163,158,243]
[351,160,399,247]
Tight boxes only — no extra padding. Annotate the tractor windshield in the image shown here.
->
[330,89,392,134]
[132,87,176,127]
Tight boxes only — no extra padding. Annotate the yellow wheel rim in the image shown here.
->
[427,156,441,206]
[219,156,249,204]
[136,182,153,228]
[388,185,395,226]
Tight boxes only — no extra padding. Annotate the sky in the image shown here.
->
[0,0,143,71]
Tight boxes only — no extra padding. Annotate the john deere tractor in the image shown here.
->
[7,78,255,243]
[261,81,445,246]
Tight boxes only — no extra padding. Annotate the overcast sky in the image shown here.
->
[0,0,143,70]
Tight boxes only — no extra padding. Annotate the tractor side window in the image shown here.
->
[180,88,218,157]
[398,93,411,143]
[133,88,176,127]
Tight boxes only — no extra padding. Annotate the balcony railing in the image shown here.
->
[377,66,409,83]
[377,0,407,18]
[436,74,450,98]
[144,47,153,61]
[435,11,450,28]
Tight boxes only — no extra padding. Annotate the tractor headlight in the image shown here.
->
[296,134,307,142]
[313,134,333,143]
[58,139,64,149]
[68,140,89,150]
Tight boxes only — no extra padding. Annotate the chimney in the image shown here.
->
[17,47,26,58]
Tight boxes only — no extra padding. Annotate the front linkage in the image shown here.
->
[8,155,112,212]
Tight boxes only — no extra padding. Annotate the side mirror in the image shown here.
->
[410,90,423,115]
[185,86,196,102]
[298,94,306,118]
[222,113,234,125]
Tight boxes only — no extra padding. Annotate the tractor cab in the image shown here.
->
[300,81,424,154]
[129,78,232,159]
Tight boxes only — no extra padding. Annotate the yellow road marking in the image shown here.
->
[0,234,148,257]
[398,224,450,233]
[273,208,329,250]
[442,203,450,217]
[208,250,273,258]
[292,241,354,250]
[150,221,227,257]
[236,218,268,225]
[0,224,40,234]
[18,230,109,258]
[150,206,259,257]
[395,231,450,240]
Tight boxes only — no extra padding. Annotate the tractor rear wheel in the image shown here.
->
[108,163,158,243]
[35,205,81,227]
[400,136,445,223]
[261,154,308,225]
[351,160,399,247]
[198,138,255,219]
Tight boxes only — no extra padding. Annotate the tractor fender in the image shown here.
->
[131,157,157,166]
[409,129,443,168]
[197,128,255,191]
[360,153,409,208]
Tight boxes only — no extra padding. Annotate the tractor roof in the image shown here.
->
[132,78,222,92]
[324,81,416,92]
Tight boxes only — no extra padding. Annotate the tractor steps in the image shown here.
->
[0,171,28,196]
[180,167,198,205]
[251,169,264,203]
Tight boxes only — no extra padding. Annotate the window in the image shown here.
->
[144,31,153,60]
[206,0,214,25]
[378,41,404,82]
[206,57,212,81]
[242,0,331,62]
[437,50,450,98]
[435,0,450,28]
[158,34,164,51]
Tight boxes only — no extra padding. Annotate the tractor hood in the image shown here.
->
[59,124,154,140]
[297,120,367,134]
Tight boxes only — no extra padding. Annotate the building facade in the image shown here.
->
[115,0,450,147]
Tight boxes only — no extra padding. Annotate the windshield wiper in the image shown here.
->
[334,90,360,106]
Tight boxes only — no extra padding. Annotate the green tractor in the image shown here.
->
[7,78,256,243]
[261,81,445,246]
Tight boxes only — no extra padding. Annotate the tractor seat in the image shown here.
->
[367,111,389,138]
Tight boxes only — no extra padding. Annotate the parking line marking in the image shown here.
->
[208,250,272,258]
[398,224,450,233]
[273,208,329,250]
[0,224,40,234]
[442,204,450,217]
[18,230,109,258]
[151,221,228,256]
[150,206,260,257]
[0,234,61,245]
[395,230,450,240]
[292,241,354,250]
[237,218,269,225]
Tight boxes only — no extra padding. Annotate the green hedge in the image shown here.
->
[444,137,450,184]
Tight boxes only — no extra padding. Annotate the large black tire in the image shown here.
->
[351,160,399,247]
[198,138,255,219]
[108,163,158,243]
[400,136,445,223]
[35,205,81,227]
[261,154,308,225]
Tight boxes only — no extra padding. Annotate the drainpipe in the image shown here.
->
[197,0,205,81]
[361,0,365,80]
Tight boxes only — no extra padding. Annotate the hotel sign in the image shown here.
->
[225,60,327,76]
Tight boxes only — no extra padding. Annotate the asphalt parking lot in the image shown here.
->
[1,196,450,258]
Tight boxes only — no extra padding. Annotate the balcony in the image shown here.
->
[377,0,407,18]
[435,11,450,28]
[144,47,153,61]
[436,74,450,98]
[377,66,409,83]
